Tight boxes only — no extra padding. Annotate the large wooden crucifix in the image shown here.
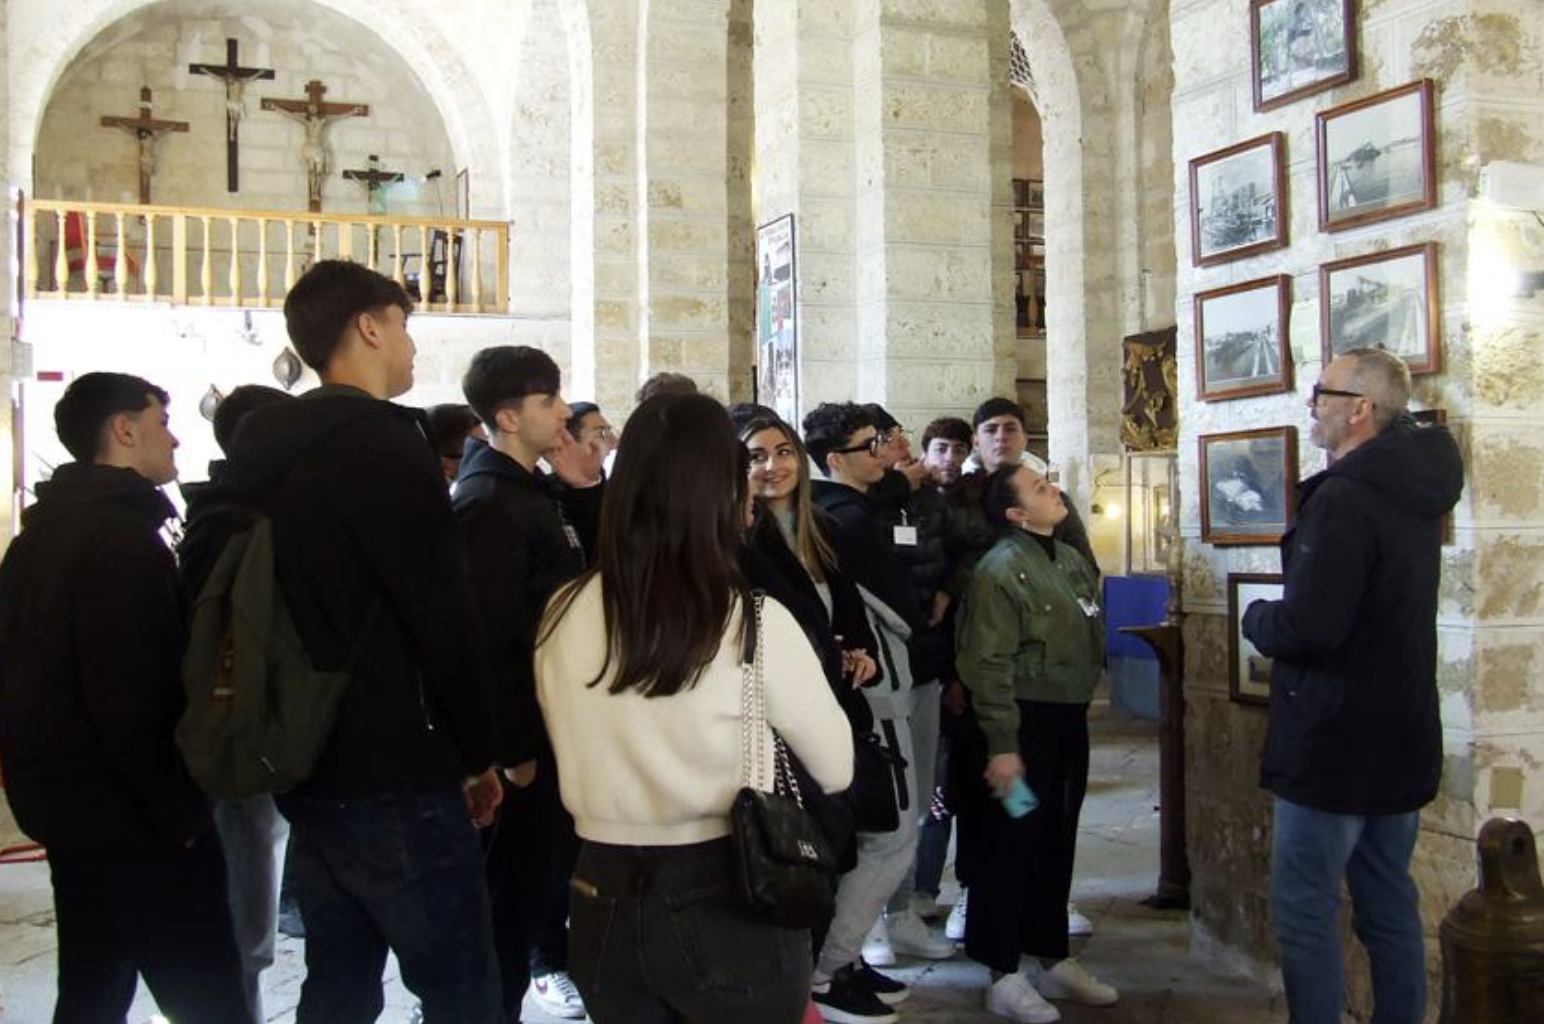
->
[100,87,189,205]
[343,154,405,215]
[262,79,370,213]
[188,38,274,193]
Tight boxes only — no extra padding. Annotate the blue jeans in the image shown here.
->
[1271,798,1426,1024]
[279,789,500,1024]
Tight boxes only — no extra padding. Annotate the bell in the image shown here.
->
[198,384,225,423]
[272,347,303,391]
[1439,818,1544,1023]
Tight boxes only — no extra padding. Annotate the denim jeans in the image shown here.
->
[568,837,811,1024]
[1271,797,1425,1024]
[213,795,288,1022]
[278,789,500,1024]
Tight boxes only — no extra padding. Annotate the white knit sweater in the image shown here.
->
[535,578,855,846]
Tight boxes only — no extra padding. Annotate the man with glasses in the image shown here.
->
[1243,348,1463,1024]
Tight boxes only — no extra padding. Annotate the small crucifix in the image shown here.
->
[188,38,275,193]
[343,154,405,215]
[100,87,190,205]
[262,79,370,213]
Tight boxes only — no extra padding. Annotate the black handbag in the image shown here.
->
[850,730,903,834]
[730,592,838,929]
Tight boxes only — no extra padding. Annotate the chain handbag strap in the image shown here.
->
[739,591,773,793]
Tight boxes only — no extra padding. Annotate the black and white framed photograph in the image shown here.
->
[1228,573,1283,704]
[1251,0,1358,112]
[1189,133,1288,266]
[1199,427,1299,546]
[1194,275,1293,401]
[1319,242,1441,375]
[1317,79,1437,232]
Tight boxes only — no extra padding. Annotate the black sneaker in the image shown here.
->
[812,964,900,1024]
[852,959,910,1006]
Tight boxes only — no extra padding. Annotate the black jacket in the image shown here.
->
[1243,417,1463,815]
[452,439,601,766]
[871,475,957,683]
[223,385,495,797]
[810,480,925,637]
[0,464,208,851]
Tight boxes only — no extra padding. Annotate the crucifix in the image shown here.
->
[343,154,405,215]
[188,38,275,193]
[100,87,190,204]
[262,79,370,213]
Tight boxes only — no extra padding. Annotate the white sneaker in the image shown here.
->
[945,891,968,942]
[529,970,587,1019]
[861,917,897,967]
[885,908,955,959]
[909,892,944,921]
[1031,958,1118,1006]
[985,973,1060,1023]
[1067,902,1093,938]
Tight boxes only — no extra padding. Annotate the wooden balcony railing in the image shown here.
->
[21,197,509,315]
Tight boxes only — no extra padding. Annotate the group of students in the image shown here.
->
[0,258,1116,1024]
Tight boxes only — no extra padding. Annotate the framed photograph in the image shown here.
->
[1251,0,1358,112]
[1189,133,1288,266]
[1199,427,1299,546]
[1228,573,1283,705]
[1317,80,1437,232]
[1194,275,1293,401]
[1319,242,1440,375]
[755,214,799,426]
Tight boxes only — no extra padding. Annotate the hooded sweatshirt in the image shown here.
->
[1243,415,1464,815]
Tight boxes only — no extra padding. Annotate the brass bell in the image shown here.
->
[1439,818,1544,1023]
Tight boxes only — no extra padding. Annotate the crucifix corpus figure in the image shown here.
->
[99,86,190,205]
[187,38,275,193]
[343,154,405,215]
[262,80,370,213]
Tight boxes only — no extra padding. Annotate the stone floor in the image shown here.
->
[0,706,1288,1023]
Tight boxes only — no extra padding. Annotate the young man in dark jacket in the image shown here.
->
[1243,348,1463,1024]
[0,373,251,1023]
[223,260,502,1023]
[454,345,605,1022]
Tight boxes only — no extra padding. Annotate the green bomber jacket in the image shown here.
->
[954,529,1105,756]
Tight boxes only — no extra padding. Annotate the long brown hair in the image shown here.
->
[738,414,838,583]
[541,393,749,697]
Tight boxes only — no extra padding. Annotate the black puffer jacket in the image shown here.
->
[810,480,925,637]
[871,474,956,683]
[1243,417,1463,815]
[0,464,208,851]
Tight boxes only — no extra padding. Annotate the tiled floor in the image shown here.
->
[0,707,1286,1023]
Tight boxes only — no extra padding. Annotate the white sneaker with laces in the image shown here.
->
[1031,958,1119,1006]
[885,908,955,959]
[1067,902,1093,938]
[985,973,1060,1023]
[861,918,897,967]
[945,891,968,942]
[529,970,587,1019]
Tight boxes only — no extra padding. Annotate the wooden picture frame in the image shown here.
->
[1199,426,1299,546]
[1317,80,1437,232]
[1251,0,1358,112]
[1319,242,1441,375]
[1228,573,1283,705]
[1189,133,1288,266]
[1195,274,1294,401]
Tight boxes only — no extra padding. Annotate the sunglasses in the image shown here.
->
[1309,384,1366,404]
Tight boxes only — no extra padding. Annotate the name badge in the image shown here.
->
[563,524,581,550]
[893,525,919,547]
[1077,597,1101,618]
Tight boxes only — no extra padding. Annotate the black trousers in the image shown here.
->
[568,838,811,1024]
[49,828,252,1024]
[963,699,1090,973]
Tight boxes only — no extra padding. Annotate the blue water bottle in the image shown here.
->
[1001,777,1039,818]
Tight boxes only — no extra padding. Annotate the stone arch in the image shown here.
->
[12,0,506,215]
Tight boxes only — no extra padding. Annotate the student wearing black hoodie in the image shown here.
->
[223,260,501,1024]
[1243,348,1464,1024]
[453,345,605,1023]
[0,373,251,1024]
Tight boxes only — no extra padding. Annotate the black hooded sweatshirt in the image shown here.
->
[0,463,208,851]
[1243,416,1464,815]
[222,385,495,797]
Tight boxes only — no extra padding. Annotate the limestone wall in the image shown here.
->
[1171,0,1544,1011]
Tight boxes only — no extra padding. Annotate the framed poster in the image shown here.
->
[755,214,798,426]
[1319,242,1441,375]
[1228,573,1284,705]
[1194,275,1294,401]
[1189,133,1288,266]
[1199,426,1299,546]
[1251,0,1358,112]
[1317,80,1437,232]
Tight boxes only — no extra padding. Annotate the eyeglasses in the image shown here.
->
[880,427,909,443]
[582,425,617,441]
[832,435,883,458]
[1309,384,1366,404]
